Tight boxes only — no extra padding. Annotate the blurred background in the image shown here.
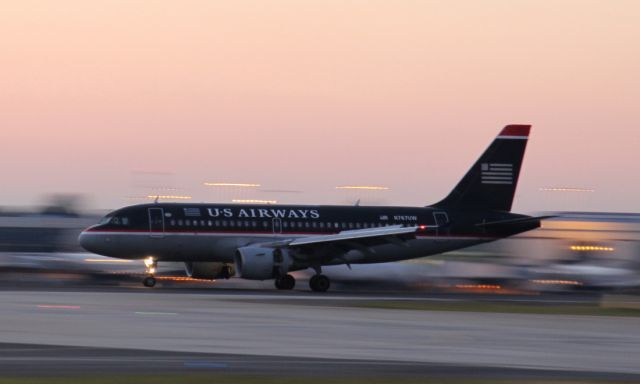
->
[2,0,639,291]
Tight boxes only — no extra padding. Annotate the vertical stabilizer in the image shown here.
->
[432,125,531,212]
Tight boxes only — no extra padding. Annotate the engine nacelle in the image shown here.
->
[184,262,234,280]
[235,246,292,280]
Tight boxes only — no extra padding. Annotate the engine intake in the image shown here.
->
[235,246,292,280]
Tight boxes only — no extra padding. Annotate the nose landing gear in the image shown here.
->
[142,257,157,288]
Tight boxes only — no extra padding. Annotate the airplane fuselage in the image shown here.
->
[80,203,537,266]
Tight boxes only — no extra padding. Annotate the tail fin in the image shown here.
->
[432,124,531,212]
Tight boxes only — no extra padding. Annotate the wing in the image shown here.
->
[289,225,418,247]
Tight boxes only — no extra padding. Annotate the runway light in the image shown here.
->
[531,279,583,286]
[204,182,261,188]
[335,185,390,190]
[569,245,614,252]
[231,199,277,204]
[539,187,595,193]
[454,284,502,290]
[155,276,215,282]
[146,195,192,200]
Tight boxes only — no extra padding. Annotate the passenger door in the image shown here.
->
[433,211,450,237]
[148,208,165,238]
[272,218,282,235]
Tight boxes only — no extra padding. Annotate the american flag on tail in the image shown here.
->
[481,163,513,185]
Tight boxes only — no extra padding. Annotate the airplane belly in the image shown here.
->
[104,234,278,263]
[353,238,486,263]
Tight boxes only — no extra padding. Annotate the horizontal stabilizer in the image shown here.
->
[475,215,554,228]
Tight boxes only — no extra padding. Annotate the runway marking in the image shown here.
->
[37,305,81,309]
[134,311,178,316]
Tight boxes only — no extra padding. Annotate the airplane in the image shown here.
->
[79,124,542,292]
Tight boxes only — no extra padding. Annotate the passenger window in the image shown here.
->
[222,220,228,226]
[251,221,257,227]
[215,220,220,226]
[122,217,129,225]
[207,220,212,226]
[185,220,191,226]
[178,220,183,226]
[170,219,176,226]
[348,223,353,229]
[229,220,235,227]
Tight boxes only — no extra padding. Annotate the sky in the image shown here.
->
[1,0,639,213]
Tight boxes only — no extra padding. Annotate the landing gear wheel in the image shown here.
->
[143,276,156,288]
[309,274,330,292]
[275,274,295,290]
[221,265,232,280]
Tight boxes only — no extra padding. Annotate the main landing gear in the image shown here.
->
[274,273,330,292]
[309,274,330,292]
[142,257,157,288]
[274,274,295,290]
[309,265,330,292]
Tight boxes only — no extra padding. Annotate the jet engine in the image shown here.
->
[235,246,293,280]
[184,262,234,280]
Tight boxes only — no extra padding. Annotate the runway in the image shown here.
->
[1,290,639,379]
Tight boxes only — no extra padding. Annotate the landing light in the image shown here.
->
[144,257,155,268]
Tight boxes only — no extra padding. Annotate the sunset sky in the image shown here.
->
[1,0,639,212]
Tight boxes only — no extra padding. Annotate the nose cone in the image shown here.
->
[78,229,105,255]
[78,230,93,252]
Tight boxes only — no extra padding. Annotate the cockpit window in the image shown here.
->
[99,215,129,226]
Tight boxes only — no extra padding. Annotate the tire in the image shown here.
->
[281,274,295,290]
[143,276,156,287]
[309,274,330,292]
[275,274,296,290]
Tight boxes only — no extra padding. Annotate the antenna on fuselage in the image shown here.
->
[154,195,159,204]
[354,199,361,207]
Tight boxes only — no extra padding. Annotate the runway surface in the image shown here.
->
[0,290,639,379]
